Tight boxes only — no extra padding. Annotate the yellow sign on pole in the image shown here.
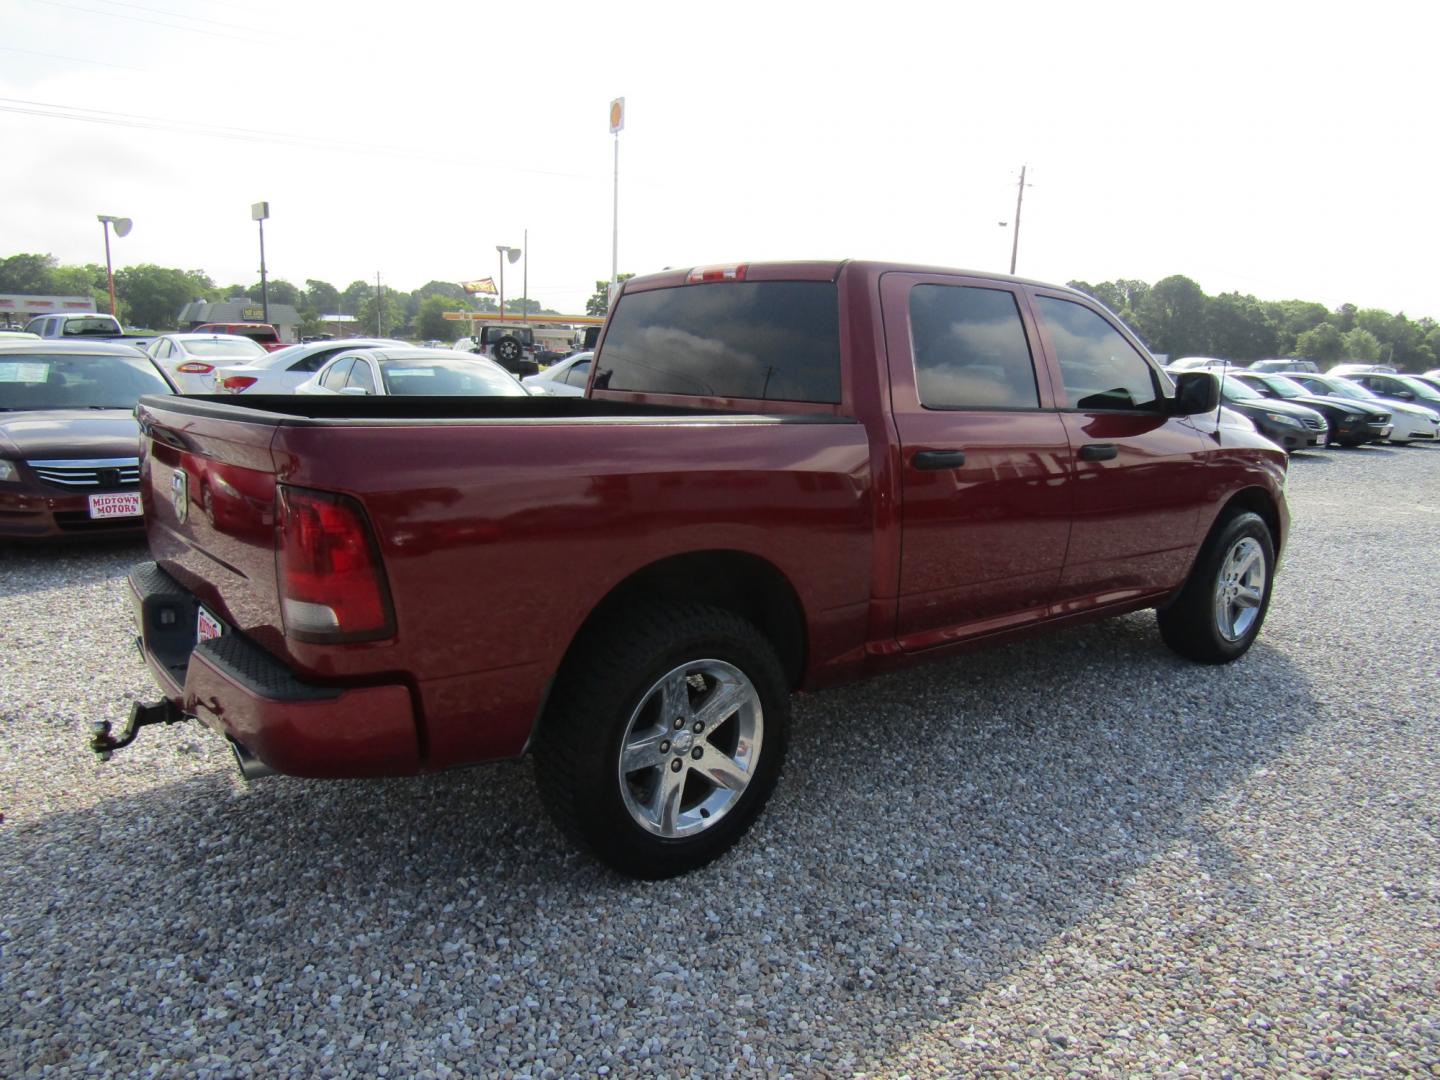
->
[609,97,625,134]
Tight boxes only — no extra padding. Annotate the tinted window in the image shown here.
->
[182,338,266,357]
[289,347,343,373]
[319,358,354,389]
[595,281,841,403]
[1037,297,1158,410]
[378,358,526,397]
[0,352,171,409]
[909,285,1037,409]
[346,360,376,394]
[563,359,592,387]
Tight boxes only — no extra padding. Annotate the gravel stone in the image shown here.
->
[1,443,1438,1077]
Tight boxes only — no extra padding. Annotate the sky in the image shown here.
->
[2,0,1437,320]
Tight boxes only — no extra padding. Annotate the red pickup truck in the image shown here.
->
[102,260,1288,878]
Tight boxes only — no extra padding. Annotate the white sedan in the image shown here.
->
[1289,373,1440,444]
[211,337,408,394]
[146,333,266,394]
[521,351,593,397]
[296,348,529,397]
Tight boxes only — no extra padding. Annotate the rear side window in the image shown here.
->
[1036,296,1159,410]
[595,281,841,403]
[909,285,1038,409]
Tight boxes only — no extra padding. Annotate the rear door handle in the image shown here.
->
[913,450,967,470]
[1079,443,1118,461]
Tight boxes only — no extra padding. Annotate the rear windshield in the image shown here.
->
[61,317,120,336]
[594,281,841,403]
[0,352,172,409]
[378,357,527,396]
[184,338,267,357]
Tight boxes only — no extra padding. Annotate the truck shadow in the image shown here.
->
[1,611,1322,1074]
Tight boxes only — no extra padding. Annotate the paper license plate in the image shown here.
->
[197,606,224,645]
[88,492,143,519]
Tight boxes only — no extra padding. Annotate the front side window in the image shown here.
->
[319,357,354,389]
[595,281,841,403]
[908,285,1038,409]
[1036,296,1159,410]
[346,360,376,394]
[563,359,592,387]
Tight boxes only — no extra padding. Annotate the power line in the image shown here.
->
[25,0,270,43]
[0,45,147,72]
[0,96,601,181]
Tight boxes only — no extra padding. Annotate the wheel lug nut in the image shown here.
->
[659,741,670,754]
[670,758,683,773]
[691,747,703,760]
[674,718,684,730]
[692,721,703,734]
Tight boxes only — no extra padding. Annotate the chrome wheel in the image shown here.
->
[617,659,763,839]
[1213,536,1266,642]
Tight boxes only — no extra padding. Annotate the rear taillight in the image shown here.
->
[276,486,393,642]
[686,264,748,284]
[177,362,214,374]
[220,375,258,392]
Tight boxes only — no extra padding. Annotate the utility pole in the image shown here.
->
[375,271,382,336]
[609,98,625,294]
[1009,165,1027,276]
[522,227,528,322]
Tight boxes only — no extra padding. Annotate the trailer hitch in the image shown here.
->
[89,699,187,761]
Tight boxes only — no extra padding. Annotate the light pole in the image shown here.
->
[609,97,624,297]
[496,244,521,318]
[96,214,132,317]
[251,202,270,324]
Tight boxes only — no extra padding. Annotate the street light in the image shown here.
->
[495,244,521,318]
[96,214,131,317]
[251,201,270,324]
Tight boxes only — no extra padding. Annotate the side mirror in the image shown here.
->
[1169,371,1220,416]
[1395,390,1414,400]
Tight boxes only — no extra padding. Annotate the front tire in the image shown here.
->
[534,604,790,879]
[1158,510,1275,664]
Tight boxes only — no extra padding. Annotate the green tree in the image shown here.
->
[1294,322,1344,364]
[339,280,373,320]
[416,294,472,341]
[0,253,60,294]
[1205,292,1278,362]
[502,297,560,316]
[1135,275,1209,357]
[586,274,634,317]
[1339,327,1382,361]
[248,279,302,308]
[304,279,340,315]
[114,264,216,329]
[50,262,111,311]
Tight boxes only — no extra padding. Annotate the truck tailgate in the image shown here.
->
[139,401,288,657]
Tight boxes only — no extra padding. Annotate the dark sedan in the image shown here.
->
[0,341,173,539]
[1228,371,1392,446]
[1200,373,1328,451]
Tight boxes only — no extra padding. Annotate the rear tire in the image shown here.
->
[1157,510,1275,664]
[534,604,790,879]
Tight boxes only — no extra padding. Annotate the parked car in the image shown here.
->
[453,325,540,379]
[146,333,268,394]
[1248,358,1320,374]
[1327,362,1396,378]
[1341,370,1440,413]
[1228,371,1392,446]
[0,329,41,341]
[521,351,593,397]
[0,341,174,539]
[211,338,408,394]
[109,258,1288,879]
[1287,373,1440,444]
[192,322,285,352]
[296,348,529,397]
[1186,370,1327,451]
[1169,356,1237,372]
[1409,372,1440,396]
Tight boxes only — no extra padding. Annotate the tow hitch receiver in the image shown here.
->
[90,699,187,761]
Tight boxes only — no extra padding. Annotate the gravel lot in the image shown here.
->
[2,444,1438,1078]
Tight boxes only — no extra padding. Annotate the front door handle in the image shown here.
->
[913,449,967,470]
[1079,443,1118,462]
